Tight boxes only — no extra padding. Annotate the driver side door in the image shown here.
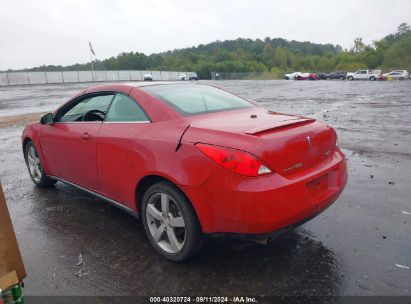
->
[40,93,114,190]
[356,70,367,79]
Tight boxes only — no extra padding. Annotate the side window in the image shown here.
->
[59,94,114,122]
[105,93,149,122]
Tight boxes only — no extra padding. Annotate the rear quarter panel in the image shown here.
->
[135,120,221,187]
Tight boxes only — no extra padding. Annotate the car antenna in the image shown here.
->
[176,125,190,152]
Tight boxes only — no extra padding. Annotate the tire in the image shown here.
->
[24,141,56,187]
[399,77,404,81]
[348,76,354,81]
[284,77,289,80]
[370,76,376,81]
[141,181,204,262]
[340,76,345,80]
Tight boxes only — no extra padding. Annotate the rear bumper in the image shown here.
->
[207,209,324,242]
[183,149,348,234]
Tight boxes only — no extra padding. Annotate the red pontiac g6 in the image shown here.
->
[22,82,347,261]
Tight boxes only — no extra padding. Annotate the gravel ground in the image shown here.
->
[0,80,410,297]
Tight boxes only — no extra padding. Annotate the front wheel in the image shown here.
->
[347,76,354,81]
[24,141,56,187]
[142,181,204,262]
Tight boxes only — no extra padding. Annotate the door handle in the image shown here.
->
[81,132,93,140]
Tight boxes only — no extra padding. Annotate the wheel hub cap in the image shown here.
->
[27,146,42,182]
[146,193,186,254]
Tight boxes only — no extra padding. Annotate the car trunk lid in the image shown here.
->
[184,107,311,134]
[184,107,336,176]
[254,121,336,176]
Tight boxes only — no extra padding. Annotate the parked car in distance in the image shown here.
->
[22,82,347,261]
[295,73,317,80]
[308,73,318,80]
[379,70,409,81]
[284,72,301,80]
[317,72,330,80]
[329,71,347,80]
[188,72,199,81]
[179,74,187,81]
[143,73,153,81]
[346,70,381,81]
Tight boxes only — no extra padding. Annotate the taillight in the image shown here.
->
[195,143,272,177]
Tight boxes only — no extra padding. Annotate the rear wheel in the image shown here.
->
[24,141,56,187]
[141,181,204,262]
[370,76,376,81]
[348,76,354,81]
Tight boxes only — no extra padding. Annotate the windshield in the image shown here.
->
[141,84,254,116]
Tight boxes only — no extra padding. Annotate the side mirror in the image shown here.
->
[40,113,54,125]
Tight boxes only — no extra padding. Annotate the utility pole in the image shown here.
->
[90,50,94,81]
[89,41,95,81]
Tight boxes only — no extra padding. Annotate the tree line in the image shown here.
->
[14,23,411,79]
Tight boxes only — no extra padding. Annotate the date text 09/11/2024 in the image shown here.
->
[149,296,257,303]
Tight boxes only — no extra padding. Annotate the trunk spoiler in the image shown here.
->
[245,118,315,135]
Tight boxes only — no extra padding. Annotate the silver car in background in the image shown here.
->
[143,73,153,81]
[381,70,409,80]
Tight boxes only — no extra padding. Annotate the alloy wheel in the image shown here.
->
[27,145,42,182]
[146,192,186,254]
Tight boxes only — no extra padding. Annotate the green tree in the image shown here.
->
[397,23,410,36]
[18,25,411,79]
[352,38,365,53]
[383,35,411,71]
[273,47,287,69]
[262,43,275,69]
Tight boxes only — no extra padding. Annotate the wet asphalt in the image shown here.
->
[0,80,410,296]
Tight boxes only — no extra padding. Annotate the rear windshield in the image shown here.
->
[141,84,253,116]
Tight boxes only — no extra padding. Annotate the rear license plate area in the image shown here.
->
[306,174,329,198]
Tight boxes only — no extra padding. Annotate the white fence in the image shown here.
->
[0,70,190,86]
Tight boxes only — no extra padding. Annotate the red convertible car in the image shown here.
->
[22,82,347,261]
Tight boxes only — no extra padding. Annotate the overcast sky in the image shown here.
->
[0,0,410,70]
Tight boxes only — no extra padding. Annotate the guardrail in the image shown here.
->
[211,71,281,80]
[0,70,191,86]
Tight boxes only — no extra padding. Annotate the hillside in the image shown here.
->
[22,23,411,79]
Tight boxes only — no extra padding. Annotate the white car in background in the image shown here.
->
[380,70,409,80]
[143,73,153,81]
[179,73,187,80]
[346,70,381,81]
[283,72,301,80]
